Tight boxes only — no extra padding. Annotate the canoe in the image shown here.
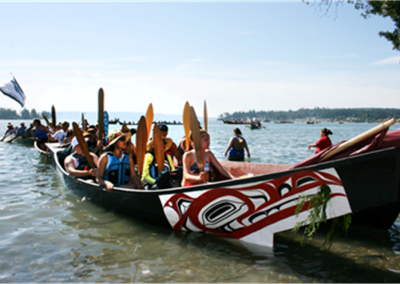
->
[46,142,400,248]
[222,119,251,125]
[12,137,35,145]
[34,141,51,157]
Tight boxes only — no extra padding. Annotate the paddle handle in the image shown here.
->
[320,118,396,162]
[190,106,204,172]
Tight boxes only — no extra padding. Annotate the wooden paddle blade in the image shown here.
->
[183,101,191,150]
[72,122,96,169]
[42,114,50,126]
[145,103,154,142]
[136,116,148,176]
[320,118,396,162]
[98,88,104,154]
[81,112,86,131]
[204,100,208,132]
[153,124,165,175]
[51,105,56,128]
[189,106,204,172]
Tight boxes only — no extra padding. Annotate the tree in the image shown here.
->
[304,0,400,52]
[20,108,31,119]
[30,108,38,118]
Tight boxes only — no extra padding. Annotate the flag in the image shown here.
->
[0,76,26,107]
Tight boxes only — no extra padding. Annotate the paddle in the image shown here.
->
[72,122,96,169]
[104,110,109,145]
[51,105,56,128]
[136,116,148,177]
[81,112,87,131]
[183,101,191,150]
[42,113,51,127]
[98,88,104,155]
[145,103,154,142]
[189,106,204,172]
[153,124,165,175]
[320,118,396,162]
[204,100,208,132]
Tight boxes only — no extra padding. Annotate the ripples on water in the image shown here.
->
[0,119,399,282]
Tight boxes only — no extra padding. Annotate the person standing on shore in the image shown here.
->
[308,128,333,154]
[224,128,250,161]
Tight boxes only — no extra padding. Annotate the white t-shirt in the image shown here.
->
[52,130,66,145]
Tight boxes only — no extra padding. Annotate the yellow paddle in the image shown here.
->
[189,106,204,172]
[153,124,165,175]
[204,100,208,132]
[145,103,154,143]
[183,101,191,150]
[72,122,96,169]
[136,116,148,177]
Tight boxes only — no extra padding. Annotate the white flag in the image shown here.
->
[0,76,26,107]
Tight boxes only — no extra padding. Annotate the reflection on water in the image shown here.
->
[0,119,400,282]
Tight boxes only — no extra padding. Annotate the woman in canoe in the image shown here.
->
[182,129,234,187]
[224,127,250,161]
[308,128,333,154]
[97,129,141,191]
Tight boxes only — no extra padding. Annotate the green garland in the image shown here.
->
[292,184,352,250]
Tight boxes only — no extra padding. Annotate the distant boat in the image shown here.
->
[306,121,315,124]
[222,119,251,125]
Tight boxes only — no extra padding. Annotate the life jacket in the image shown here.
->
[72,153,91,171]
[35,127,47,140]
[103,152,131,186]
[228,135,245,157]
[149,153,173,180]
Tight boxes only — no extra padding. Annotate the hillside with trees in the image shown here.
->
[219,108,400,122]
[0,108,51,120]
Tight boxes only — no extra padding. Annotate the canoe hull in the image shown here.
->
[48,144,400,247]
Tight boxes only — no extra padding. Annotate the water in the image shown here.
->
[1,118,400,282]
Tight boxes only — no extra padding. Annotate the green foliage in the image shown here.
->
[304,0,400,52]
[220,107,400,122]
[292,184,352,251]
[0,107,49,120]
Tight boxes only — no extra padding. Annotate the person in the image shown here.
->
[7,122,27,143]
[21,123,34,138]
[1,123,15,141]
[48,121,70,145]
[182,129,234,187]
[159,124,182,165]
[32,118,50,150]
[224,128,250,161]
[308,128,333,154]
[64,137,99,182]
[97,129,141,191]
[121,124,137,164]
[63,129,74,145]
[86,126,102,155]
[141,137,175,189]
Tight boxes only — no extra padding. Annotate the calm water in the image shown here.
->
[1,118,400,283]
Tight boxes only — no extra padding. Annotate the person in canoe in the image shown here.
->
[308,128,333,154]
[86,126,103,155]
[159,124,182,166]
[141,137,176,189]
[1,123,15,142]
[48,121,70,145]
[64,137,99,182]
[182,129,234,187]
[224,127,250,161]
[97,129,142,191]
[32,118,50,151]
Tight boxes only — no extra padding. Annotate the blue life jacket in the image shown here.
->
[149,153,172,180]
[35,127,47,140]
[104,152,131,186]
[228,136,245,157]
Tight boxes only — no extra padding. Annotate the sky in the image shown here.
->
[0,0,399,118]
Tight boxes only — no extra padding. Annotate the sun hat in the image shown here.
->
[146,137,173,153]
[233,136,245,150]
[105,129,131,149]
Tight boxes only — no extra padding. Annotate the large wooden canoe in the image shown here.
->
[46,142,400,248]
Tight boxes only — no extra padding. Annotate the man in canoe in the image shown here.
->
[97,129,142,191]
[1,123,15,141]
[32,118,50,151]
[48,121,70,145]
[64,137,99,181]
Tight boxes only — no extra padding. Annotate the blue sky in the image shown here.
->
[0,0,399,117]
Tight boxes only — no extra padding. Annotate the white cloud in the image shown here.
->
[371,56,400,65]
